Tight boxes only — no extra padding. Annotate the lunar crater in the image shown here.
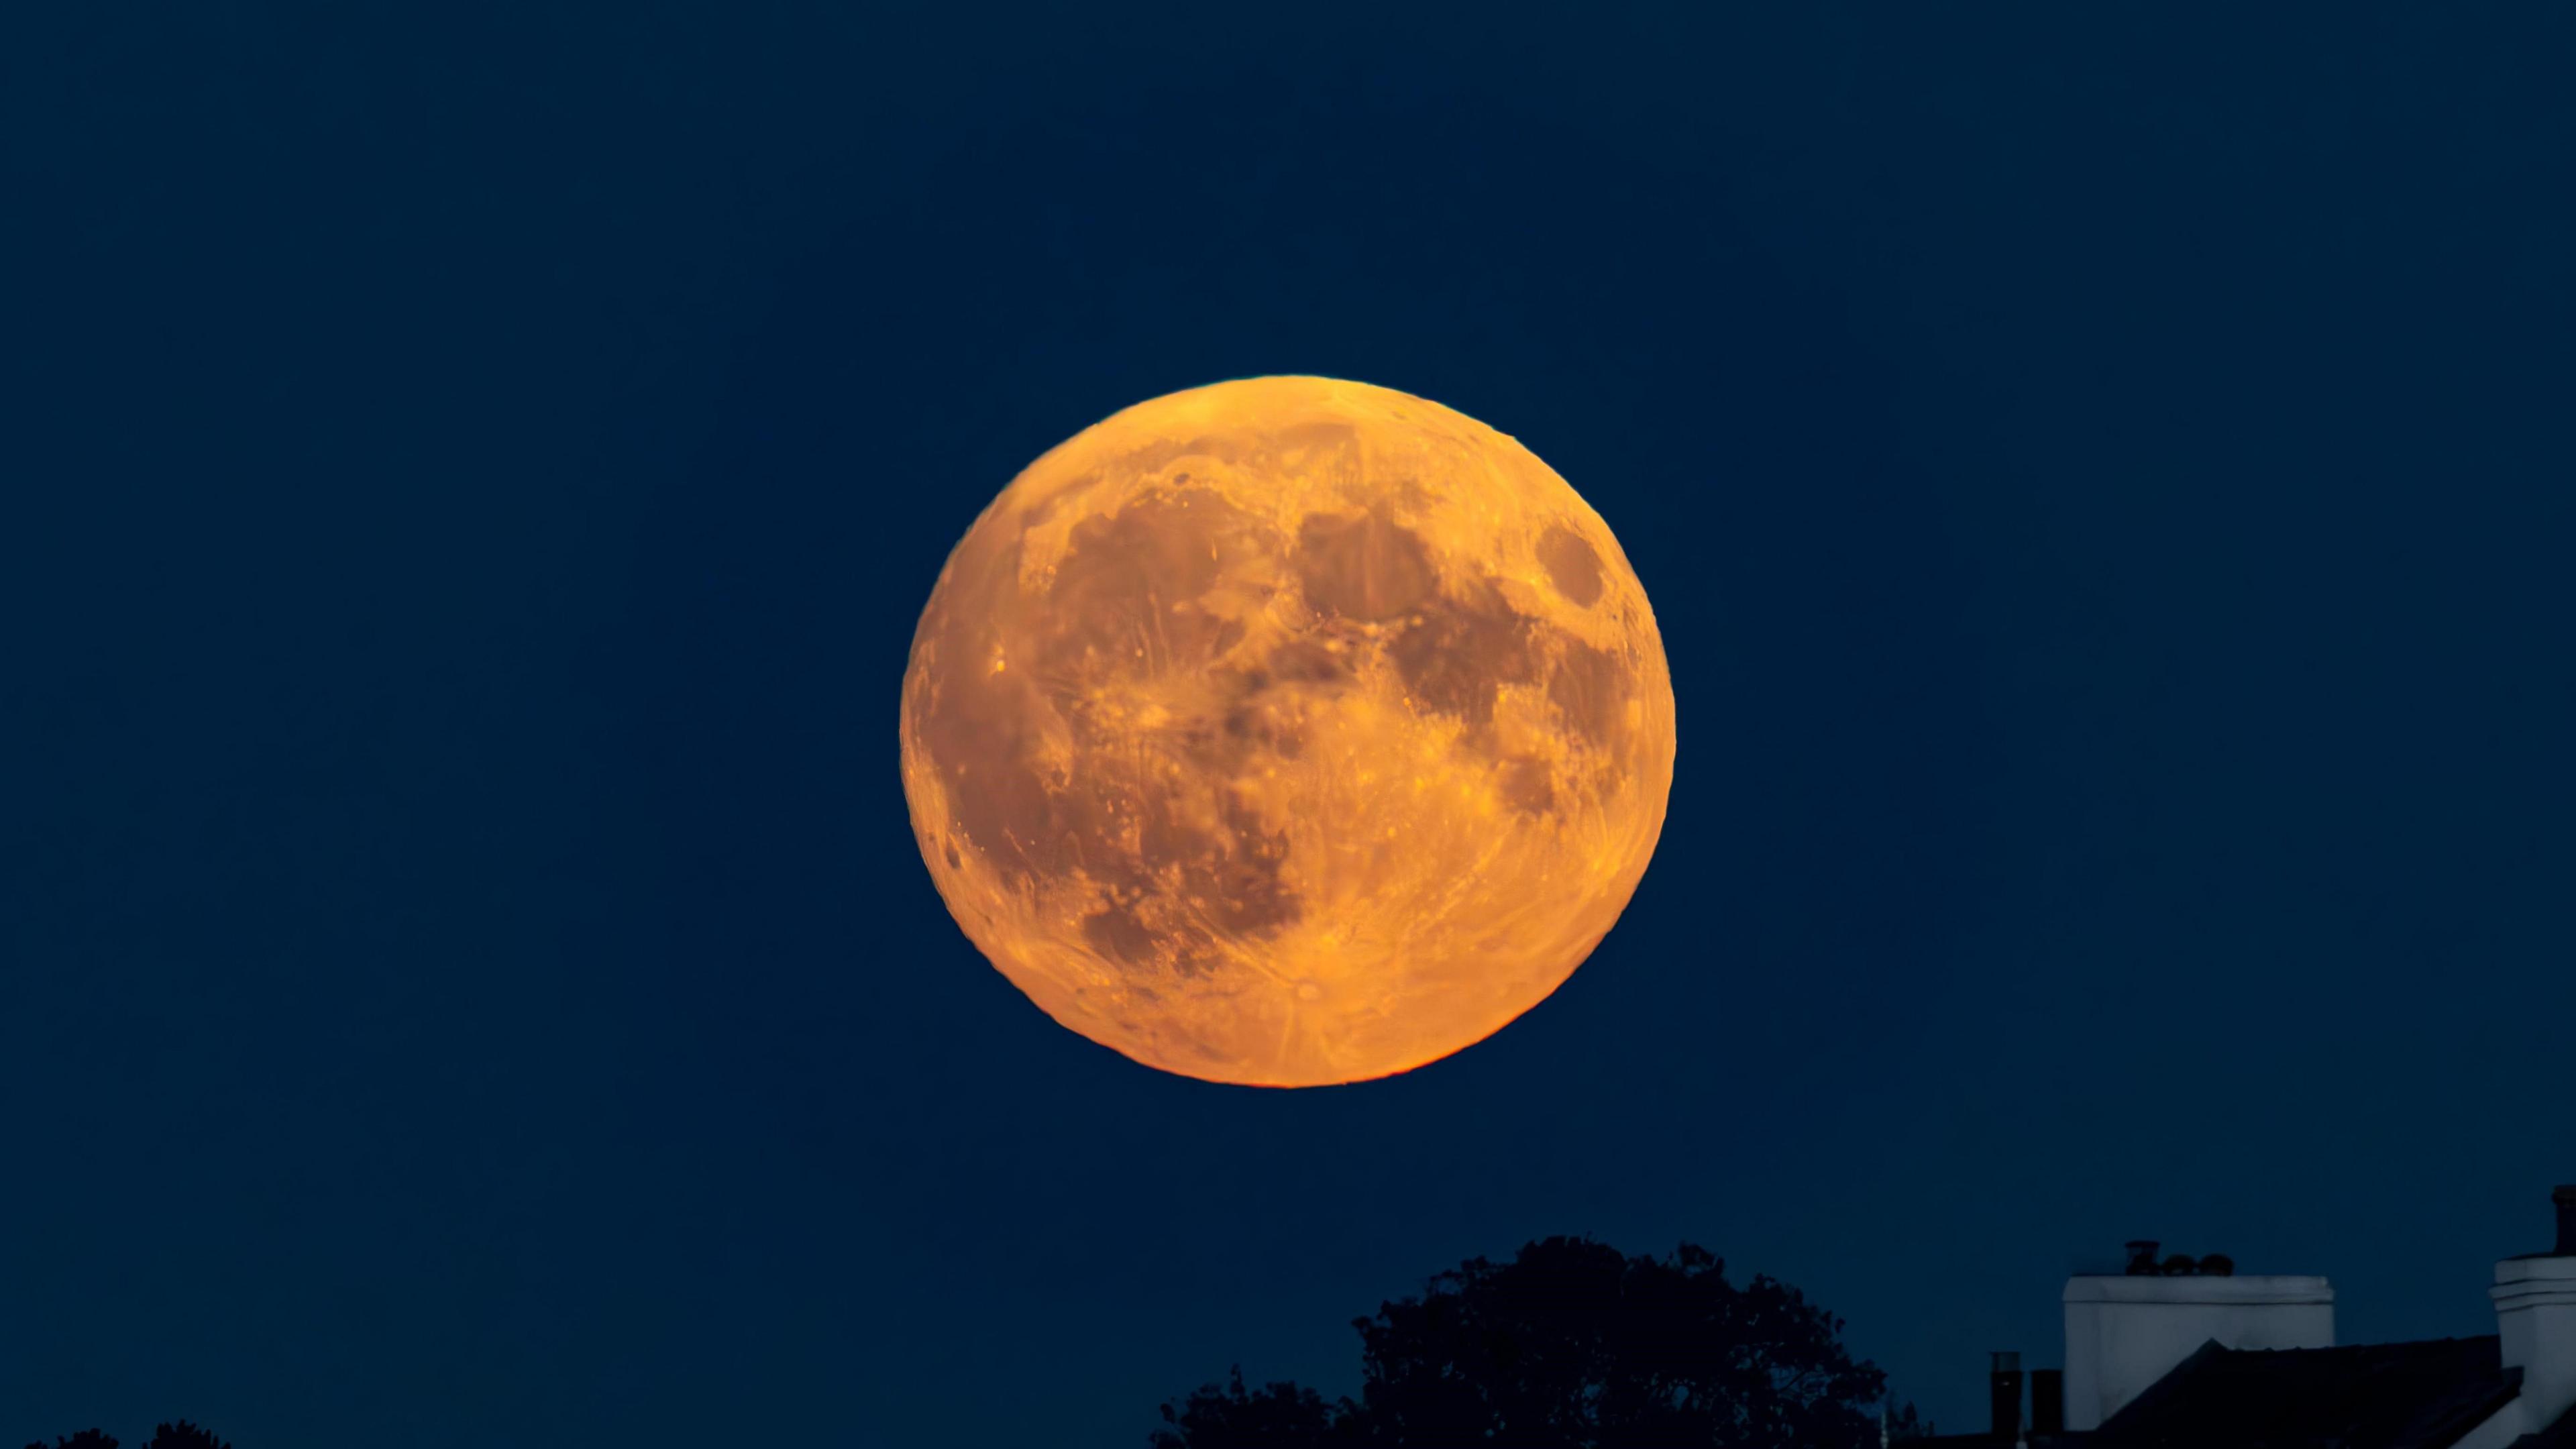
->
[901,376,1674,1086]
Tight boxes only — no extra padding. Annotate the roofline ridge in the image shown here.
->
[2220,1332,2503,1354]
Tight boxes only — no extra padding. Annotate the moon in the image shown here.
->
[900,376,1675,1086]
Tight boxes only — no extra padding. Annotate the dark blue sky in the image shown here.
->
[7,5,2572,1444]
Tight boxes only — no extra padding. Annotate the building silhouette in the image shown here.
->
[1915,1185,2576,1448]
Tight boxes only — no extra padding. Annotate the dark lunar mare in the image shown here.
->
[920,486,1308,989]
[917,482,1636,1007]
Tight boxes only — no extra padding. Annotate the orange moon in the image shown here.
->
[899,376,1675,1086]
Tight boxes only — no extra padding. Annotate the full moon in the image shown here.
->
[900,376,1675,1087]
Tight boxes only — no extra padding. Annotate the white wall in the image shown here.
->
[2500,1256,2576,1428]
[2061,1274,2335,1431]
[2436,1254,2576,1449]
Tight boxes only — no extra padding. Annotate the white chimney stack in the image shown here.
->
[2447,1186,2576,1449]
[2482,1188,2576,1438]
[2061,1246,2334,1432]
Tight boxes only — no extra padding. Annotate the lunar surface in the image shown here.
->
[899,376,1675,1086]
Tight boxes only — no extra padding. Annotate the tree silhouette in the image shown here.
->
[1155,1236,1909,1448]
[1152,1366,1358,1447]
[21,1425,232,1449]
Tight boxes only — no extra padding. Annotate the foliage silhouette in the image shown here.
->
[22,1425,233,1449]
[1154,1366,1358,1446]
[1154,1236,1913,1448]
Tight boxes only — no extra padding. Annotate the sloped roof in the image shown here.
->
[2082,1335,2522,1449]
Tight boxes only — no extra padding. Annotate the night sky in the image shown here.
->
[7,6,2573,1445]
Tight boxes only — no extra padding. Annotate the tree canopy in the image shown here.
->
[21,1421,231,1449]
[1153,1236,1913,1448]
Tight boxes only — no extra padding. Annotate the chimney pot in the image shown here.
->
[2553,1185,2575,1257]
[2031,1368,2065,1438]
[1990,1352,2025,1443]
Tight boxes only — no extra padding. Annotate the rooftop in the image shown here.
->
[2078,1335,2521,1449]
